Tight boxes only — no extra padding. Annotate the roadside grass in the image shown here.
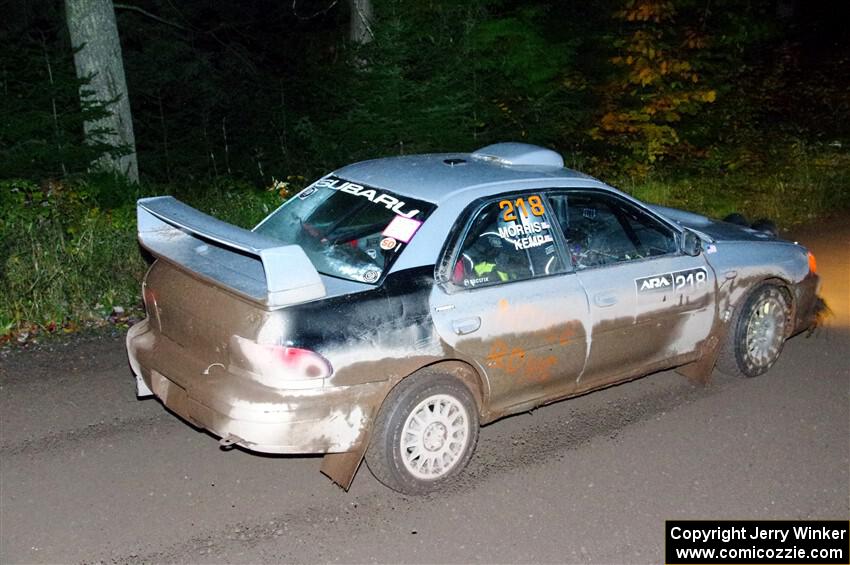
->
[1,146,847,344]
[0,177,289,343]
[618,144,850,226]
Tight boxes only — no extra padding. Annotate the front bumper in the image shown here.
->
[792,272,824,335]
[126,319,389,454]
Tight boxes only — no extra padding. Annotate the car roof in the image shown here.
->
[332,143,598,205]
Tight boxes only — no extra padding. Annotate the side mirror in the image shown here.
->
[681,230,702,257]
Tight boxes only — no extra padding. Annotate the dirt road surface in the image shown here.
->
[1,219,847,564]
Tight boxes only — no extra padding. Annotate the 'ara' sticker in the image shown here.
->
[380,237,397,251]
[636,267,708,294]
[363,270,381,283]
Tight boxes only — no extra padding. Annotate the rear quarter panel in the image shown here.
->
[280,267,447,388]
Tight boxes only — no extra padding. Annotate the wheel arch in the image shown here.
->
[722,275,796,336]
[386,359,488,419]
[712,274,797,378]
[320,359,486,491]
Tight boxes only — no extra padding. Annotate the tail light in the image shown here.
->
[142,284,156,313]
[267,345,332,379]
[808,251,817,274]
[230,335,332,389]
[141,281,161,331]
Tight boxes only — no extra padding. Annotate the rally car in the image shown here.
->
[126,142,822,495]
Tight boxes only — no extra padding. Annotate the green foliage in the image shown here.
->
[1,0,849,337]
[0,175,286,334]
[469,5,584,143]
[0,31,130,178]
[262,0,588,167]
[303,0,482,162]
[0,178,144,329]
[590,0,718,175]
[617,142,850,225]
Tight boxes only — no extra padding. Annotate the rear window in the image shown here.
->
[254,176,435,284]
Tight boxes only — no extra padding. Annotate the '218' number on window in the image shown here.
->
[499,195,545,222]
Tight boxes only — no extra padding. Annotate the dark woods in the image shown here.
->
[2,0,848,184]
[0,0,848,335]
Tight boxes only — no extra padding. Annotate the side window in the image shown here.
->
[450,194,565,289]
[548,192,677,270]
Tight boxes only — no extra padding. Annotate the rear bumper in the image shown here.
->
[126,319,389,454]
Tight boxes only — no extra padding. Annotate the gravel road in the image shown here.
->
[1,219,847,564]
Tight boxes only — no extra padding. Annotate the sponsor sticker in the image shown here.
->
[313,177,421,218]
[382,215,423,243]
[463,276,491,287]
[636,267,708,294]
[298,186,317,199]
[636,273,674,293]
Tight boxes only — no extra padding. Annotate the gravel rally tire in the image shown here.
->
[716,284,790,378]
[366,374,479,495]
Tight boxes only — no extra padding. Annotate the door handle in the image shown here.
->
[452,316,481,335]
[594,292,618,308]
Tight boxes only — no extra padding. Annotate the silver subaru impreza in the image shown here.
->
[127,142,823,494]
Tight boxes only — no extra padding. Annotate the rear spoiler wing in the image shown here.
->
[137,196,325,309]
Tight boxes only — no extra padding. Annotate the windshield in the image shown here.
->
[254,176,435,284]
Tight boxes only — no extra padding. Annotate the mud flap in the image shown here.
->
[676,333,722,384]
[136,374,154,397]
[320,444,368,491]
[126,321,155,398]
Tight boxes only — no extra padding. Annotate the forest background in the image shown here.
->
[1,0,848,340]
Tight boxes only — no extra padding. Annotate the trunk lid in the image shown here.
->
[137,196,326,309]
[145,261,272,360]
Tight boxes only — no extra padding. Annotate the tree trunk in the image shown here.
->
[349,0,373,44]
[65,0,139,182]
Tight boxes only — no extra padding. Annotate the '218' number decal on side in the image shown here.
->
[673,268,708,291]
[636,267,708,294]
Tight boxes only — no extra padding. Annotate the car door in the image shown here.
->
[430,192,591,415]
[546,190,716,390]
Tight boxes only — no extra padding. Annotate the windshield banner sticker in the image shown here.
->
[383,216,423,243]
[312,177,421,218]
[636,267,708,294]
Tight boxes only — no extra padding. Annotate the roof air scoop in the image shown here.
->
[471,142,564,168]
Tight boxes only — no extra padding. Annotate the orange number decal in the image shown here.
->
[528,195,545,216]
[499,200,516,222]
[501,196,544,221]
[515,197,529,217]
